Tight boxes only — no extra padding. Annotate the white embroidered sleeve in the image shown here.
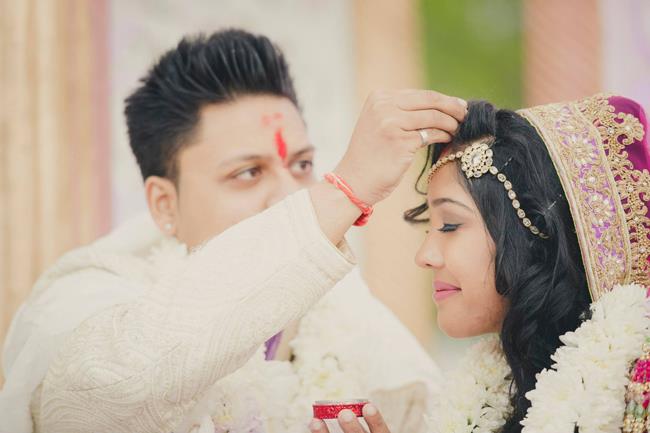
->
[37,189,354,433]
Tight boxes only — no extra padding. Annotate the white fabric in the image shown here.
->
[0,189,438,433]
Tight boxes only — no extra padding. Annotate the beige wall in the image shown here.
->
[353,0,437,351]
[523,0,602,106]
[0,0,111,385]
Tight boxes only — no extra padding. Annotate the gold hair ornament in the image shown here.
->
[426,139,549,239]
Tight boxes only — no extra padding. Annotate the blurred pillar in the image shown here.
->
[0,0,111,384]
[353,0,436,350]
[523,0,602,105]
[600,0,650,111]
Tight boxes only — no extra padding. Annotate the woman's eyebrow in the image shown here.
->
[429,197,473,212]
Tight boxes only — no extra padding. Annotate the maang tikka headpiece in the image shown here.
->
[427,138,549,239]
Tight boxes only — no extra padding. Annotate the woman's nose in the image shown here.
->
[415,235,444,270]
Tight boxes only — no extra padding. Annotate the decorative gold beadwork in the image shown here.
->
[519,94,648,301]
[427,139,548,239]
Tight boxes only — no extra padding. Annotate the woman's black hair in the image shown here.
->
[406,101,591,432]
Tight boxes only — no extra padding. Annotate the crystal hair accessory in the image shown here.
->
[426,138,549,239]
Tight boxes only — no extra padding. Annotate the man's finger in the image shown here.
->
[338,409,368,433]
[397,90,468,122]
[399,109,459,133]
[309,418,330,433]
[410,128,453,148]
[363,404,391,433]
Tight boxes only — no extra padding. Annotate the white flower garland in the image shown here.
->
[180,314,363,433]
[425,335,512,433]
[522,284,650,433]
[179,280,364,433]
[428,284,650,433]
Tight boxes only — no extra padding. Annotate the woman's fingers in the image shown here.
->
[397,90,468,121]
[309,418,330,433]
[362,404,391,433]
[309,405,391,433]
[337,410,368,433]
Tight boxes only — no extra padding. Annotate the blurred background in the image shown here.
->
[1,0,649,384]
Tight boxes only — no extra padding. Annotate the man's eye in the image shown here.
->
[291,159,314,174]
[437,223,461,233]
[234,167,262,180]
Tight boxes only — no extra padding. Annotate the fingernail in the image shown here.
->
[456,97,468,108]
[338,409,355,423]
[363,403,377,416]
[309,418,323,431]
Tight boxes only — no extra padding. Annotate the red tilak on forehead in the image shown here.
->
[261,113,288,163]
[261,112,283,126]
[274,128,288,163]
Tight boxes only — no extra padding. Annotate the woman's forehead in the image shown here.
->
[427,162,470,200]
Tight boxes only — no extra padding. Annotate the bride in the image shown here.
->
[310,94,650,433]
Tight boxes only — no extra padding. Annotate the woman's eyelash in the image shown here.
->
[438,223,461,233]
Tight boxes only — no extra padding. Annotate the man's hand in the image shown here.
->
[309,404,392,433]
[334,89,467,206]
[310,89,466,245]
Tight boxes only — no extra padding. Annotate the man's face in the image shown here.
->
[161,95,316,248]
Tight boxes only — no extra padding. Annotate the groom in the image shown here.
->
[0,29,466,433]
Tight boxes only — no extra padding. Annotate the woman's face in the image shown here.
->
[415,154,507,338]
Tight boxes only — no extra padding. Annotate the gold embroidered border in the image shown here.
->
[519,94,648,300]
[578,95,649,289]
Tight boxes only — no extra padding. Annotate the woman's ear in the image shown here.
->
[145,176,179,236]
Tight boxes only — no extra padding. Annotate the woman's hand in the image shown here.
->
[309,404,392,433]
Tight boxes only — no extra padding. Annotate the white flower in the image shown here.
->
[426,335,512,433]
[427,284,650,433]
[522,284,649,433]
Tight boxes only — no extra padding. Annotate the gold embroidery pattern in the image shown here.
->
[519,94,648,301]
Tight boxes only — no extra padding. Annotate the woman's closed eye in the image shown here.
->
[438,223,462,233]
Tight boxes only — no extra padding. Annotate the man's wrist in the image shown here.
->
[308,181,362,245]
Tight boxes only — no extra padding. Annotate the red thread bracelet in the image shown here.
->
[323,172,373,226]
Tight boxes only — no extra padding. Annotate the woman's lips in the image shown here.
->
[433,281,461,302]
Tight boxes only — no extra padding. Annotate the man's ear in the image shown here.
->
[145,176,179,236]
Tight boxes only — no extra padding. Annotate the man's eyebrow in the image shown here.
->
[218,154,267,168]
[218,145,315,168]
[429,197,473,212]
[288,145,315,159]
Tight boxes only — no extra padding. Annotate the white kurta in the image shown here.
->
[0,189,438,433]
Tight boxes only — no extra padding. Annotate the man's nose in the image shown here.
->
[266,170,303,208]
